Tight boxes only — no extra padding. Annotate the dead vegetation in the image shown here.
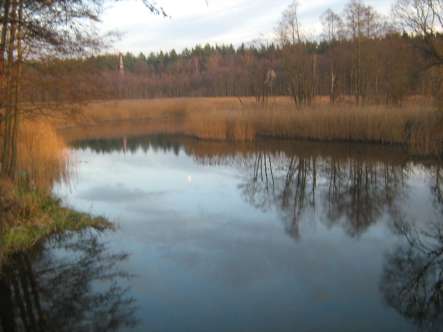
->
[59,97,443,157]
[0,118,69,189]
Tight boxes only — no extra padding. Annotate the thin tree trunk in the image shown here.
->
[9,0,24,178]
[0,0,11,80]
[1,0,17,176]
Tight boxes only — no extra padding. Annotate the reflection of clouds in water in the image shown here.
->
[56,136,443,331]
[69,136,443,243]
[77,184,169,203]
[125,209,385,293]
[126,204,181,218]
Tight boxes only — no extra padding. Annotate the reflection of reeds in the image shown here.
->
[59,97,443,156]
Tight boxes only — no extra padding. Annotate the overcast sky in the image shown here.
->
[100,0,395,54]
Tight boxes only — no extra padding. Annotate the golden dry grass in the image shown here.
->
[16,120,70,189]
[59,97,443,156]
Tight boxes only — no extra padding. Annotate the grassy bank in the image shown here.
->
[0,178,111,266]
[59,97,443,157]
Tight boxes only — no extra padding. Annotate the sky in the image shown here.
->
[100,0,395,55]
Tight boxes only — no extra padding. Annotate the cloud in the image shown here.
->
[100,0,396,54]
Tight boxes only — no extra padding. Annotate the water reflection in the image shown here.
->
[379,166,443,331]
[74,136,182,156]
[239,153,318,239]
[73,136,437,241]
[0,230,136,332]
[381,220,443,331]
[58,135,443,331]
[245,154,413,239]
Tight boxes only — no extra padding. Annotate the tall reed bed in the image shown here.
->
[253,106,442,155]
[59,97,443,157]
[1,119,70,190]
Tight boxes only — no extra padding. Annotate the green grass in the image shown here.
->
[0,180,112,266]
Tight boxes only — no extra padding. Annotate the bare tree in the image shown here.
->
[321,9,344,103]
[321,9,344,42]
[394,0,443,35]
[343,0,381,104]
[277,0,302,45]
[394,0,443,66]
[276,1,318,107]
[394,0,443,108]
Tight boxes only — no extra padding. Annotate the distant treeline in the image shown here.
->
[20,0,443,108]
[95,36,425,103]
[25,36,425,104]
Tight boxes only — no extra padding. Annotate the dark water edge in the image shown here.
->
[1,135,443,332]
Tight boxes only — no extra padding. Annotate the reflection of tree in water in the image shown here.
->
[381,221,443,331]
[0,230,137,332]
[239,152,317,239]
[238,151,409,239]
[277,156,317,239]
[239,152,277,212]
[432,165,443,215]
[324,160,408,237]
[380,166,443,331]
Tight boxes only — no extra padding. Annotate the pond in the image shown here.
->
[1,135,443,332]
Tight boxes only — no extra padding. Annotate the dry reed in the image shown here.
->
[15,120,70,189]
[58,97,443,157]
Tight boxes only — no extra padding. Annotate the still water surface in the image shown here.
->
[1,136,443,332]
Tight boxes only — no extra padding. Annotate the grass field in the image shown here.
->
[59,97,443,157]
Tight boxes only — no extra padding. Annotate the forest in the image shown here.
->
[20,0,443,109]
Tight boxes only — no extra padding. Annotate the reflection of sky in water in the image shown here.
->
[52,140,442,332]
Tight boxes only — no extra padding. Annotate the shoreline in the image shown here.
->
[56,98,443,158]
[0,180,112,269]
